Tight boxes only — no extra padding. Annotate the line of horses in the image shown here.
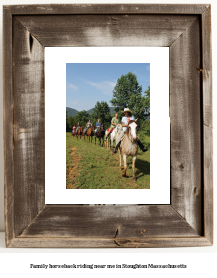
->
[71,121,139,181]
[72,124,105,146]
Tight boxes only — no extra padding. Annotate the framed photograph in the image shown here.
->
[45,47,170,204]
[4,4,213,247]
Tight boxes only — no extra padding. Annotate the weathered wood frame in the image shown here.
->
[3,4,212,248]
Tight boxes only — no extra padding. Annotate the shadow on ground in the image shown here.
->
[134,158,150,179]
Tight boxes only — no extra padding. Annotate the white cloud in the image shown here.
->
[146,65,150,71]
[82,79,116,96]
[67,83,78,91]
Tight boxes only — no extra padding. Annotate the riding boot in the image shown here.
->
[112,140,121,153]
[104,133,109,141]
[137,137,148,152]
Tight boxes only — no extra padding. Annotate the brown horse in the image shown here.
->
[71,129,76,137]
[84,126,95,143]
[76,126,83,140]
[95,124,105,147]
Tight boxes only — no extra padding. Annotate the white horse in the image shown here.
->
[118,121,138,181]
[105,124,122,149]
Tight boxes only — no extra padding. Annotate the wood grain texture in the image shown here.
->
[202,6,212,129]
[201,6,213,244]
[203,125,213,244]
[16,15,197,47]
[4,4,207,15]
[3,7,14,247]
[3,4,213,248]
[20,205,198,238]
[13,17,45,237]
[8,237,212,248]
[170,17,202,234]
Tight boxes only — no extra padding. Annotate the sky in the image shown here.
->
[66,63,150,111]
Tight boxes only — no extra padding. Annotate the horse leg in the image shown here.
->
[122,154,127,177]
[132,155,137,181]
[118,148,123,170]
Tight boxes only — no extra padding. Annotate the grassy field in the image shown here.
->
[66,132,150,189]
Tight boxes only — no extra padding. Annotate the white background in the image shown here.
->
[45,47,170,204]
[0,0,216,277]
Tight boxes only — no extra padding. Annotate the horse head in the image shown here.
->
[127,120,137,141]
[116,124,122,132]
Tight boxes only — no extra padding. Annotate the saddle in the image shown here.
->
[106,128,115,133]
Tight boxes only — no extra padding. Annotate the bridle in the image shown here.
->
[127,122,138,144]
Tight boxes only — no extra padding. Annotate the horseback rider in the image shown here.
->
[72,125,76,135]
[94,119,101,137]
[112,108,147,153]
[104,113,119,141]
[76,122,81,135]
[84,119,92,135]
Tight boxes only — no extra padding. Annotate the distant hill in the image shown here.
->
[86,108,94,115]
[67,107,116,116]
[66,107,79,117]
[109,107,116,116]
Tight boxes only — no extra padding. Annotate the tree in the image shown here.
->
[66,110,70,131]
[110,72,150,121]
[134,86,150,121]
[92,101,111,129]
[68,116,76,130]
[75,110,90,128]
[110,72,142,117]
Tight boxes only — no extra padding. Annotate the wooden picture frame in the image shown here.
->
[3,4,213,248]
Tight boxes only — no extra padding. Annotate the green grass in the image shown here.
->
[66,138,72,176]
[66,132,150,189]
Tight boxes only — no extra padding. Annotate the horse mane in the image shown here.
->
[126,120,136,135]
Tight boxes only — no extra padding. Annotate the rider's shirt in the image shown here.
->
[122,116,135,132]
[110,117,119,128]
[96,122,101,128]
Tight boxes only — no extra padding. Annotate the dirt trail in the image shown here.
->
[66,146,80,189]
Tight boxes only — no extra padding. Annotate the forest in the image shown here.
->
[66,72,150,141]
